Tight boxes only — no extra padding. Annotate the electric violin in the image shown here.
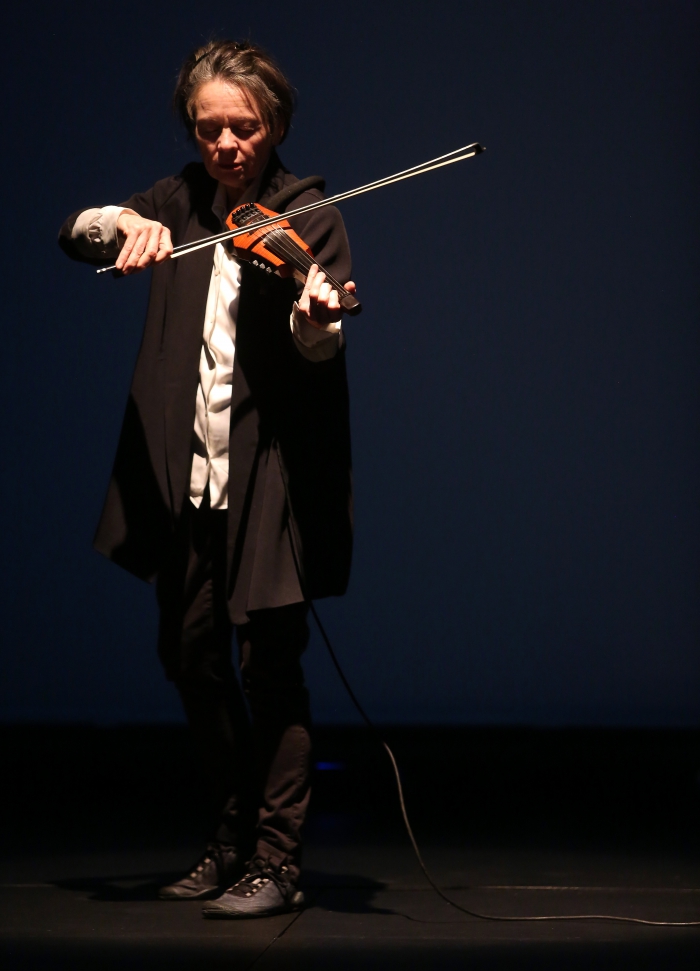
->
[227,201,362,315]
[97,142,486,312]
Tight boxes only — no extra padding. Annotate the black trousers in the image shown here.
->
[156,493,312,881]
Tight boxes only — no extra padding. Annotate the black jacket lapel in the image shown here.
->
[163,206,216,516]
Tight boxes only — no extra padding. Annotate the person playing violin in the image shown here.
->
[58,40,356,919]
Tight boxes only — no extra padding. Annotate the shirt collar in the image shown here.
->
[211,170,266,226]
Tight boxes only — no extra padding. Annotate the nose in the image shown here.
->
[218,127,238,154]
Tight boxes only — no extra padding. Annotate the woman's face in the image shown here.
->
[193,80,277,202]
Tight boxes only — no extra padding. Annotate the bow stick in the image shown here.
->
[96,142,485,274]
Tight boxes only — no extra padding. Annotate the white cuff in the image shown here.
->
[71,205,125,258]
[290,303,343,361]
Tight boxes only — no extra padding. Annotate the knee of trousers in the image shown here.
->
[159,623,235,684]
[172,659,241,699]
[243,679,311,730]
[240,661,308,698]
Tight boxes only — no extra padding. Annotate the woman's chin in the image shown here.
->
[217,167,247,185]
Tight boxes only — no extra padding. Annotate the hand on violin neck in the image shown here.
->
[115,211,173,275]
[297,264,356,330]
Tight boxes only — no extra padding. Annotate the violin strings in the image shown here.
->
[258,230,311,275]
[264,228,315,273]
[96,143,483,273]
[263,228,349,295]
[267,234,346,294]
[259,226,338,286]
[275,237,349,296]
[237,223,306,270]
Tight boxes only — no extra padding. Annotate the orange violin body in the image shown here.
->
[225,202,361,315]
[226,203,313,269]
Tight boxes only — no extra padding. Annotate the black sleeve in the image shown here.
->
[56,174,185,265]
[283,190,353,287]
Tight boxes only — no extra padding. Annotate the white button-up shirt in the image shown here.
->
[190,213,240,508]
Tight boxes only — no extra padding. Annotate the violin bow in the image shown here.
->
[96,142,485,274]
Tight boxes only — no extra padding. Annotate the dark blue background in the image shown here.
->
[1,0,698,724]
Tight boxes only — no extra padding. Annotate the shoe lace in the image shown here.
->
[187,842,233,880]
[229,857,290,897]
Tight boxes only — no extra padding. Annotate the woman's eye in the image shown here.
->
[197,123,260,140]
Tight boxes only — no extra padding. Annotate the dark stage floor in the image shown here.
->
[2,725,700,968]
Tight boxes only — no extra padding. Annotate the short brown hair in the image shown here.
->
[174,40,296,143]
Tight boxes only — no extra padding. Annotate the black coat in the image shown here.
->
[59,154,353,623]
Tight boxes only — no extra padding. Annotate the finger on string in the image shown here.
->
[309,271,326,301]
[298,275,312,312]
[317,281,332,305]
[305,264,320,290]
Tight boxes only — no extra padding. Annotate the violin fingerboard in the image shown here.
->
[265,229,351,298]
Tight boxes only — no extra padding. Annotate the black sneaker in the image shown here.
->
[201,858,304,919]
[159,843,245,901]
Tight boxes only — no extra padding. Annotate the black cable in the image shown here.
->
[277,438,700,928]
[309,603,700,927]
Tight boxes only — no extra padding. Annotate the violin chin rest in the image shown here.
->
[341,294,362,316]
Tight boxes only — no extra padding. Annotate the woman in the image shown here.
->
[59,40,356,919]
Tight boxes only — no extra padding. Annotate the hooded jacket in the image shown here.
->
[59,153,353,623]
